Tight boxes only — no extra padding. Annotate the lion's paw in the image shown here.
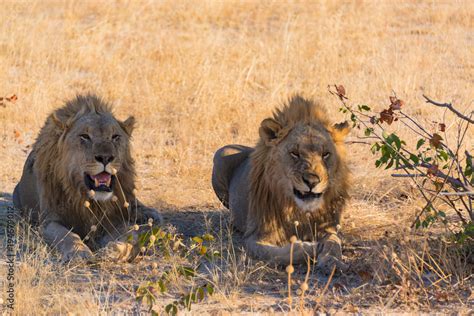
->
[316,254,348,273]
[316,233,347,273]
[99,241,138,262]
[137,207,163,226]
[61,243,93,263]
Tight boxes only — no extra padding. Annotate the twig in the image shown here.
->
[439,191,474,196]
[345,140,372,145]
[315,265,336,308]
[423,95,474,124]
[391,173,425,178]
[394,162,466,190]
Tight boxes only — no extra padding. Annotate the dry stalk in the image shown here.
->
[299,254,311,312]
[286,235,297,310]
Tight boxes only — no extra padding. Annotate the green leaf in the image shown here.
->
[375,159,382,168]
[157,279,167,293]
[202,233,215,241]
[184,294,192,309]
[438,150,449,161]
[364,127,373,136]
[416,139,426,150]
[165,304,178,315]
[385,158,395,169]
[358,104,371,111]
[371,143,381,154]
[410,154,419,165]
[196,287,205,301]
[415,219,421,229]
[178,266,196,278]
[206,284,214,296]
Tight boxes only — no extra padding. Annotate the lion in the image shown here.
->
[212,95,350,271]
[13,94,162,262]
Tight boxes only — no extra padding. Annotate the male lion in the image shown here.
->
[13,94,162,261]
[212,95,350,271]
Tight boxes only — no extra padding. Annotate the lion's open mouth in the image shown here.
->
[84,172,114,192]
[293,188,322,201]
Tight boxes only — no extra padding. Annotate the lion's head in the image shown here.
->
[33,94,137,235]
[249,95,350,242]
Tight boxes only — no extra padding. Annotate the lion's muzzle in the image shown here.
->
[84,171,115,192]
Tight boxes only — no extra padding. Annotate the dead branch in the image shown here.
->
[345,140,372,145]
[439,192,474,196]
[393,162,465,190]
[423,95,474,124]
[391,174,425,178]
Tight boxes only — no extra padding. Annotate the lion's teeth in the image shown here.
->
[94,178,99,187]
[106,178,111,187]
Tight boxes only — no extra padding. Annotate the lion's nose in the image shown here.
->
[303,173,320,190]
[95,155,115,165]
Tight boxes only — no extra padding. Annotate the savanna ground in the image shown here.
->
[0,1,473,314]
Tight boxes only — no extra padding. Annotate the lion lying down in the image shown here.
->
[212,95,350,271]
[13,94,162,262]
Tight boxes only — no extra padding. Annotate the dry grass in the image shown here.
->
[0,0,473,314]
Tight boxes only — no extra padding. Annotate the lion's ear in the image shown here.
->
[259,118,282,145]
[51,113,66,130]
[120,116,136,136]
[330,121,350,142]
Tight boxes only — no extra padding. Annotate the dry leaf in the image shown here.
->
[13,130,21,139]
[434,291,449,302]
[6,94,18,103]
[427,164,439,176]
[439,123,446,132]
[336,85,346,97]
[389,97,404,110]
[380,108,395,125]
[429,133,443,148]
[357,270,373,282]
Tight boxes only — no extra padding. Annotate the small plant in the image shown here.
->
[328,85,473,242]
[134,228,217,315]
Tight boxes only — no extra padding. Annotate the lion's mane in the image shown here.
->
[33,95,136,238]
[247,96,350,245]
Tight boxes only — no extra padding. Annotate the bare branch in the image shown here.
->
[391,174,425,178]
[423,95,474,124]
[345,140,372,145]
[439,192,474,196]
[394,162,466,190]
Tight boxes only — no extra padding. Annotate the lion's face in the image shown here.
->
[259,119,349,212]
[61,112,134,201]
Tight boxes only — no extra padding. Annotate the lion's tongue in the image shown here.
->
[91,172,111,187]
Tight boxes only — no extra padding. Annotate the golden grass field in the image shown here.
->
[0,0,473,314]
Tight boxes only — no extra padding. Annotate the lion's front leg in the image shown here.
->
[245,234,317,266]
[42,221,93,262]
[316,232,347,272]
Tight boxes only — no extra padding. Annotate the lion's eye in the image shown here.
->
[290,151,300,159]
[112,134,121,142]
[80,134,91,142]
[323,152,331,159]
